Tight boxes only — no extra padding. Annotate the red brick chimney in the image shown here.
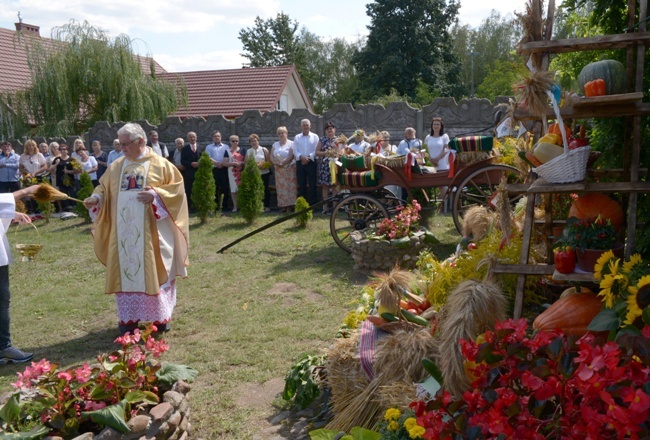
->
[14,22,40,37]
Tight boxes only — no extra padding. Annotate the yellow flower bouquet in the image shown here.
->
[589,250,650,332]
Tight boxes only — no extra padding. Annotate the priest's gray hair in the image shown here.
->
[118,122,147,142]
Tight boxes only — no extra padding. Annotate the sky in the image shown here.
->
[0,0,525,73]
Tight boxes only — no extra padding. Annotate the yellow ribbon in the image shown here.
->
[329,160,338,185]
[370,155,379,180]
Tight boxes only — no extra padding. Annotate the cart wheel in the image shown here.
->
[451,165,524,235]
[330,194,390,253]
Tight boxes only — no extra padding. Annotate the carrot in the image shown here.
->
[526,152,543,167]
[366,315,388,326]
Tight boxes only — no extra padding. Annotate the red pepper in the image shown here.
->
[584,78,606,97]
[554,247,576,274]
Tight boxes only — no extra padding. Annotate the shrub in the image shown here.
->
[238,155,264,224]
[294,196,312,227]
[191,152,216,224]
[74,172,94,223]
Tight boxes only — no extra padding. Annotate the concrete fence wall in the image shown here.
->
[7,97,510,153]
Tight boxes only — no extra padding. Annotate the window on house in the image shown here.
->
[277,95,288,112]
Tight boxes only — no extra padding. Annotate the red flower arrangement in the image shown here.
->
[409,319,650,439]
[376,200,421,240]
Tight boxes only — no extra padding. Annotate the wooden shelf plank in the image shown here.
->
[517,32,650,55]
[494,264,555,275]
[552,270,596,282]
[571,92,644,107]
[515,102,650,120]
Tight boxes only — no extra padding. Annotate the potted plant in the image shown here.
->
[349,201,439,271]
[560,215,623,272]
[0,324,198,439]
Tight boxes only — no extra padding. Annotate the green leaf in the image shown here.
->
[89,384,114,401]
[588,308,620,331]
[390,236,411,249]
[423,231,440,245]
[81,399,129,433]
[349,426,381,440]
[307,428,343,440]
[155,363,199,387]
[0,392,21,424]
[124,390,159,405]
[0,424,51,439]
[421,358,444,384]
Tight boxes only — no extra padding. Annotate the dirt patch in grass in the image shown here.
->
[235,377,284,409]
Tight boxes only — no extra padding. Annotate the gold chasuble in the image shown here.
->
[91,149,189,296]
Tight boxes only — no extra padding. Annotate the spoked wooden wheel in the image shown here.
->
[330,194,390,253]
[451,164,525,235]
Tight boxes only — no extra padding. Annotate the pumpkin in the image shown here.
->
[533,292,602,336]
[568,193,624,231]
[548,123,572,138]
[578,60,626,95]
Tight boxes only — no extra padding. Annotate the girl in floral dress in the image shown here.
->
[315,122,340,213]
[226,135,244,213]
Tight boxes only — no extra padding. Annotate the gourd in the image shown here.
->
[548,123,572,139]
[533,142,564,164]
[533,291,602,336]
[578,60,626,95]
[568,193,624,231]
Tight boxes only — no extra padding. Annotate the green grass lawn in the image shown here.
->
[0,210,458,439]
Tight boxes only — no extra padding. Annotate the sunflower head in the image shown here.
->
[594,250,617,280]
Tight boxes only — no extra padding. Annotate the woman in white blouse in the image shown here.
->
[424,117,453,210]
[270,126,297,212]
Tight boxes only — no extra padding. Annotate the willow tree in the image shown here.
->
[3,20,186,137]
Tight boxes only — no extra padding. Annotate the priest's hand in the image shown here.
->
[137,189,154,204]
[83,197,98,209]
[13,212,32,225]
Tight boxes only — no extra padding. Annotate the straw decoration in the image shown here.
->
[33,184,84,204]
[514,70,556,118]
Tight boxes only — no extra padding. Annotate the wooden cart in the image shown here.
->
[329,149,525,253]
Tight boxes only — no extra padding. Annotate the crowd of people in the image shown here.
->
[0,116,453,217]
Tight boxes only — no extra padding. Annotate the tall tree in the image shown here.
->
[0,20,186,138]
[239,13,306,68]
[299,29,361,112]
[353,0,461,101]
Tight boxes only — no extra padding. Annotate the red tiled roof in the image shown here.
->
[0,26,166,93]
[161,65,313,119]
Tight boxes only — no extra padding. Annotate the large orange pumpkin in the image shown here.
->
[568,193,624,231]
[533,291,602,336]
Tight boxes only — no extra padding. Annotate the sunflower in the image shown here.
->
[598,273,627,308]
[624,275,650,325]
[623,253,642,274]
[594,250,618,280]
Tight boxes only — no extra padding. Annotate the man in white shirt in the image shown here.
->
[205,131,230,212]
[106,139,124,167]
[293,119,320,205]
[147,130,169,158]
[172,138,185,171]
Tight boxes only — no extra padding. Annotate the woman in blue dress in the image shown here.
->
[315,121,341,213]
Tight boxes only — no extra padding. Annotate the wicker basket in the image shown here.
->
[533,92,590,183]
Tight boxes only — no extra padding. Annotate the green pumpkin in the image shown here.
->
[578,60,626,95]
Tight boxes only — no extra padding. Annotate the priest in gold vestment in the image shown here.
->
[84,123,189,334]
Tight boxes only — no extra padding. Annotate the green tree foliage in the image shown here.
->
[0,20,186,138]
[237,155,264,224]
[74,172,94,223]
[450,11,522,100]
[353,0,461,101]
[294,196,312,228]
[191,153,216,224]
[299,29,362,112]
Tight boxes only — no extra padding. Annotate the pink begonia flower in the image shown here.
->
[57,371,73,381]
[74,363,92,384]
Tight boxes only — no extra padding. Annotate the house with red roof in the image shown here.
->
[1,22,314,121]
[160,65,314,119]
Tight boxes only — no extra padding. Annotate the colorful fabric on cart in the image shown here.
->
[339,170,382,187]
[341,154,367,171]
[449,136,493,153]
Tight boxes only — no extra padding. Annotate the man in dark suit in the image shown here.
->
[180,131,200,210]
